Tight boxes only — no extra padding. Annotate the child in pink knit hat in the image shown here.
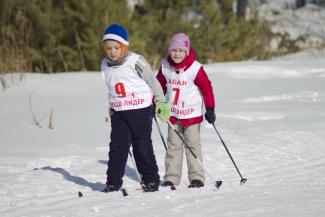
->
[168,33,191,56]
[156,33,216,189]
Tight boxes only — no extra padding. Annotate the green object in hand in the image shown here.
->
[155,101,170,122]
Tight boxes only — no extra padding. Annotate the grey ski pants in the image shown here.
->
[163,122,205,185]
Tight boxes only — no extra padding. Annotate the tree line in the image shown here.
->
[0,0,273,73]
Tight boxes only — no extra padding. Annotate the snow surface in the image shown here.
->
[1,53,325,217]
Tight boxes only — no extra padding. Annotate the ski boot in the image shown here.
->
[188,179,204,188]
[102,183,120,192]
[163,181,174,187]
[143,182,159,192]
[163,181,176,190]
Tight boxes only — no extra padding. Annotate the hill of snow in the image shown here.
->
[1,53,325,216]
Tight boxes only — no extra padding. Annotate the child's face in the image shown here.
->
[170,48,187,64]
[103,40,122,61]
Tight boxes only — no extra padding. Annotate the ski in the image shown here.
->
[163,181,221,190]
[120,188,128,196]
[94,180,222,197]
[215,180,222,189]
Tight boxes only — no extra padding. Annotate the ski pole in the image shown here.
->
[128,149,144,187]
[167,121,222,189]
[154,116,177,190]
[153,115,168,150]
[212,124,247,184]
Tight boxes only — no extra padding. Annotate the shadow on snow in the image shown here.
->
[39,160,139,191]
[98,159,140,182]
[41,166,105,191]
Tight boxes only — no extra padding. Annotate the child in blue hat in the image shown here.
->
[101,24,170,192]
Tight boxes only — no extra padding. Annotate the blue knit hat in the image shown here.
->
[102,24,129,46]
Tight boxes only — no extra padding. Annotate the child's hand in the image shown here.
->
[155,101,170,122]
[205,108,216,124]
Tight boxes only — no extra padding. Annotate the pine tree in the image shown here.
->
[0,0,273,73]
[130,0,195,68]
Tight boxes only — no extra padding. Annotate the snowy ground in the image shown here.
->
[1,53,325,217]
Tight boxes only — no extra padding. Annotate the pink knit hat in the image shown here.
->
[168,33,190,55]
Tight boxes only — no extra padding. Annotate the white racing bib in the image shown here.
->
[101,53,152,111]
[161,59,204,119]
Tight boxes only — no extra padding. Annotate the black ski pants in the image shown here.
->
[106,105,160,187]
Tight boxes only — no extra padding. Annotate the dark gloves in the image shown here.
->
[204,108,216,124]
